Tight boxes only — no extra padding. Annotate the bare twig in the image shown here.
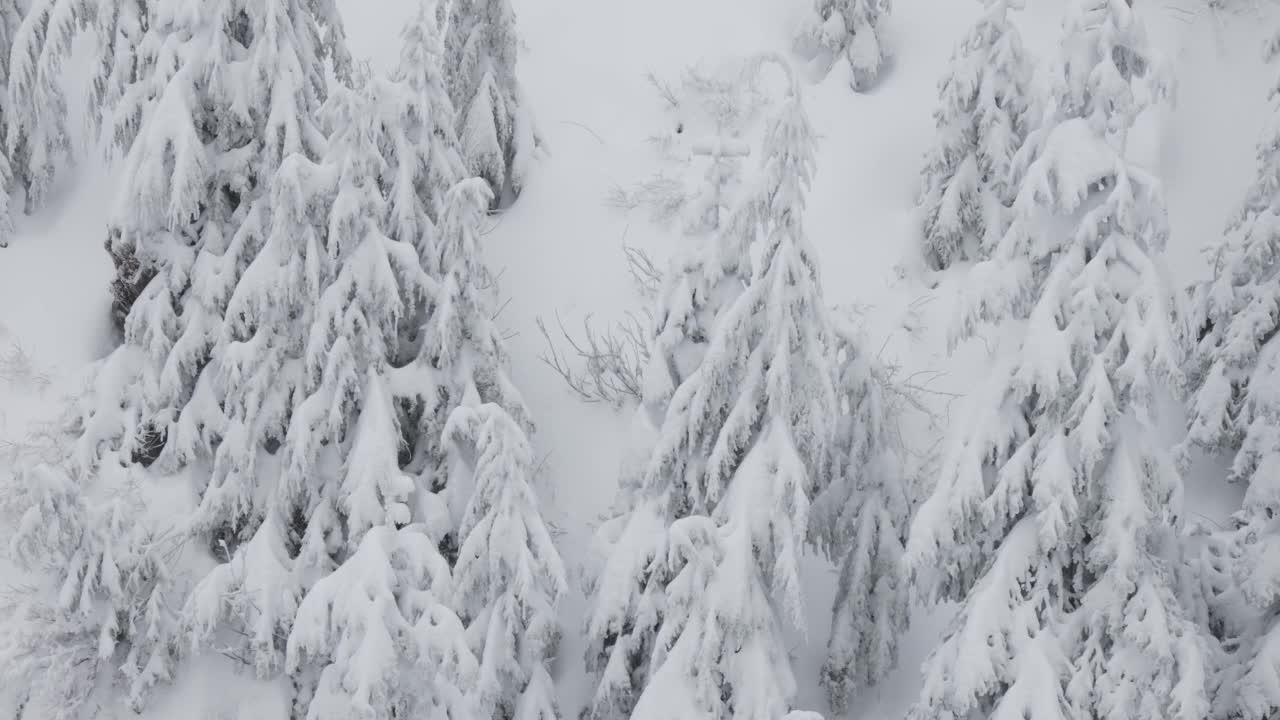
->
[606,173,690,229]
[0,342,52,391]
[647,71,680,109]
[532,450,552,481]
[216,648,252,666]
[479,211,506,237]
[490,296,513,322]
[560,120,606,145]
[624,245,663,297]
[605,183,638,211]
[475,266,507,292]
[537,311,650,407]
[1188,510,1225,531]
[0,420,65,467]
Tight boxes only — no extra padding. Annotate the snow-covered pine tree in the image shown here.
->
[688,131,752,234]
[372,0,470,492]
[0,358,189,718]
[616,68,767,413]
[907,2,1214,720]
[183,88,413,715]
[277,72,480,720]
[0,0,22,247]
[426,177,567,720]
[812,315,910,714]
[1181,28,1280,720]
[1228,483,1280,720]
[918,0,1035,271]
[795,0,890,91]
[379,1,468,271]
[1183,32,1280,488]
[104,0,346,331]
[578,218,737,720]
[578,104,759,720]
[443,0,536,208]
[2,0,349,713]
[87,0,165,155]
[584,58,837,720]
[4,0,75,214]
[109,0,346,513]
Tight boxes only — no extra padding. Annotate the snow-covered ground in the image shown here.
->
[0,0,1272,717]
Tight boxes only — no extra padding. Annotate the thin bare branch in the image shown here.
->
[560,119,606,145]
[624,244,663,297]
[646,70,680,108]
[537,311,650,408]
[0,342,52,391]
[490,296,513,322]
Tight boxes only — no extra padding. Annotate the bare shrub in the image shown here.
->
[0,342,51,391]
[623,245,662,298]
[537,311,650,407]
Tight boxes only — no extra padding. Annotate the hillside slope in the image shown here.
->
[0,0,1272,717]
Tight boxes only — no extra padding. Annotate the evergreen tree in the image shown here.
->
[812,317,910,714]
[4,0,76,214]
[584,60,837,720]
[84,0,149,150]
[288,516,480,720]
[2,0,350,712]
[0,0,22,247]
[1229,489,1280,720]
[0,358,188,712]
[274,76,466,720]
[796,0,890,91]
[183,9,565,718]
[443,0,537,208]
[918,0,1035,271]
[103,0,347,330]
[579,238,736,720]
[579,128,752,720]
[907,3,1213,720]
[182,70,467,715]
[430,178,567,720]
[1182,28,1280,720]
[379,2,468,270]
[375,0,470,496]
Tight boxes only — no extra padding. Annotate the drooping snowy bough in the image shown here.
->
[795,0,891,91]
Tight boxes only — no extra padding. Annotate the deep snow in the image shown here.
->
[0,0,1273,717]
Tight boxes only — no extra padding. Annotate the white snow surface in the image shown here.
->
[0,0,1272,717]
